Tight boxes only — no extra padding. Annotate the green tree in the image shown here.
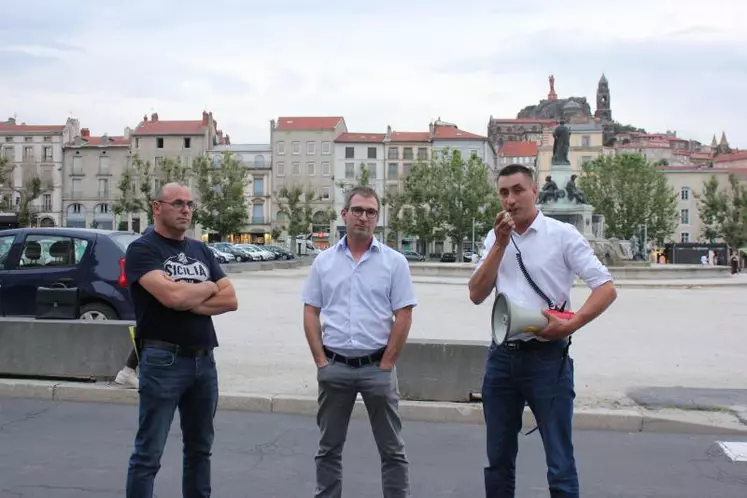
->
[275,185,315,255]
[399,159,444,254]
[131,155,192,225]
[335,162,372,194]
[112,167,144,230]
[0,156,51,227]
[578,153,678,244]
[382,190,408,248]
[192,153,251,240]
[698,173,747,250]
[428,148,497,255]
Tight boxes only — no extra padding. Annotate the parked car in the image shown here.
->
[401,250,425,262]
[209,242,250,262]
[208,246,235,263]
[264,245,294,260]
[0,227,141,320]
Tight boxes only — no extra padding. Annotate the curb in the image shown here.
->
[1,379,746,436]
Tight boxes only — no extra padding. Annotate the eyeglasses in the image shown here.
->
[159,199,197,210]
[349,206,378,218]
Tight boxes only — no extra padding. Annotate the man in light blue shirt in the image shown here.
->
[301,186,418,498]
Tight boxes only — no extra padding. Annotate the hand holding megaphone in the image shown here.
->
[493,211,515,249]
[491,293,577,345]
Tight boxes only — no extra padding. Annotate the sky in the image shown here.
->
[1,0,745,148]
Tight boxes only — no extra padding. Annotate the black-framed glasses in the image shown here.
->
[159,199,196,210]
[349,206,378,218]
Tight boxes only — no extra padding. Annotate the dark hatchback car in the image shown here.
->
[0,227,141,320]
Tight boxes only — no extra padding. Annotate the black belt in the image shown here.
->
[323,346,385,368]
[140,339,211,357]
[500,339,568,351]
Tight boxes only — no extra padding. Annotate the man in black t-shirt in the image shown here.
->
[125,183,237,498]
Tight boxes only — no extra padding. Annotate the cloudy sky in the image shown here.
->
[1,0,745,147]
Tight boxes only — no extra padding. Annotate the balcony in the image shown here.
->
[245,160,270,170]
[250,216,268,225]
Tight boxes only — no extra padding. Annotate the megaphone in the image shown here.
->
[491,293,575,345]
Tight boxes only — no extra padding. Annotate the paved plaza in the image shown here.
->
[211,267,747,409]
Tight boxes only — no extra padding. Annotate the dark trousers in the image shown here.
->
[126,346,219,498]
[314,361,409,498]
[481,340,578,498]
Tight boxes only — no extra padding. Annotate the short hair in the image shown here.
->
[344,185,380,211]
[154,182,189,201]
[497,164,534,181]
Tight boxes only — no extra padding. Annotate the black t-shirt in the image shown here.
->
[125,231,226,349]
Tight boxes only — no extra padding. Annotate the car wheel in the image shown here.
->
[80,302,118,320]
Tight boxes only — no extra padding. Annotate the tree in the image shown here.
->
[192,152,251,240]
[335,162,372,195]
[0,156,51,227]
[129,155,192,225]
[112,167,144,230]
[428,148,498,256]
[399,159,444,254]
[578,153,678,244]
[698,173,747,250]
[275,185,315,255]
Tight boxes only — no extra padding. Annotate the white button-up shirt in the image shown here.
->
[475,210,613,342]
[301,236,418,353]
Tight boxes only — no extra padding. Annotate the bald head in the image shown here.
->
[154,182,189,201]
[152,182,194,238]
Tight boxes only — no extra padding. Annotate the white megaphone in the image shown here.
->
[491,293,575,345]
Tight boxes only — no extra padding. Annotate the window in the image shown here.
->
[417,148,427,160]
[321,142,331,155]
[388,163,398,180]
[277,141,285,155]
[156,137,164,148]
[252,204,264,223]
[345,147,354,159]
[18,235,86,268]
[23,146,33,159]
[681,232,690,243]
[276,162,285,176]
[43,146,53,161]
[0,235,15,269]
[184,137,191,148]
[367,147,377,159]
[307,162,315,175]
[99,156,111,175]
[403,163,413,176]
[403,148,413,160]
[72,178,82,198]
[680,208,690,224]
[42,194,52,212]
[99,179,109,197]
[292,141,300,154]
[253,177,264,196]
[306,142,315,155]
[321,162,330,175]
[292,162,300,175]
[367,163,376,179]
[322,187,330,199]
[681,187,690,201]
[345,163,354,179]
[388,148,398,160]
[72,156,83,174]
[581,135,590,147]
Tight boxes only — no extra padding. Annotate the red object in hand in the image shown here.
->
[548,310,575,320]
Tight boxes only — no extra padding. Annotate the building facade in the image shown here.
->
[270,116,347,249]
[536,122,605,180]
[207,144,273,244]
[0,116,80,228]
[430,119,498,176]
[62,128,132,230]
[333,132,386,240]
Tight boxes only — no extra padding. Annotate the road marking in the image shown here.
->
[717,441,747,462]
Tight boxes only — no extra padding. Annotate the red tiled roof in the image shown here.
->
[132,120,206,136]
[714,151,747,163]
[335,133,385,143]
[276,116,343,131]
[0,123,65,133]
[71,136,130,147]
[389,131,430,143]
[490,118,556,124]
[432,125,486,140]
[499,141,538,157]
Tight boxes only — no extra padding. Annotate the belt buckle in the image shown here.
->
[504,341,521,351]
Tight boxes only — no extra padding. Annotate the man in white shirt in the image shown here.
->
[301,186,418,498]
[468,164,617,498]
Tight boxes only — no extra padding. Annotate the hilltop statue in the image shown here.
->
[552,120,571,165]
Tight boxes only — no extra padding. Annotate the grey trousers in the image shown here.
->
[314,360,409,498]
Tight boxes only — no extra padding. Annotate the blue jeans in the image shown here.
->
[126,346,219,498]
[482,340,578,498]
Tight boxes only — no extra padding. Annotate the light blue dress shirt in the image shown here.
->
[301,236,418,353]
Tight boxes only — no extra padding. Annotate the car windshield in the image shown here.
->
[109,233,141,252]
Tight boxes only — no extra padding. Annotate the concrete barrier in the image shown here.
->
[0,318,134,381]
[408,262,730,280]
[397,338,489,402]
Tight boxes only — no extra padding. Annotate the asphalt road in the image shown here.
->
[1,398,745,497]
